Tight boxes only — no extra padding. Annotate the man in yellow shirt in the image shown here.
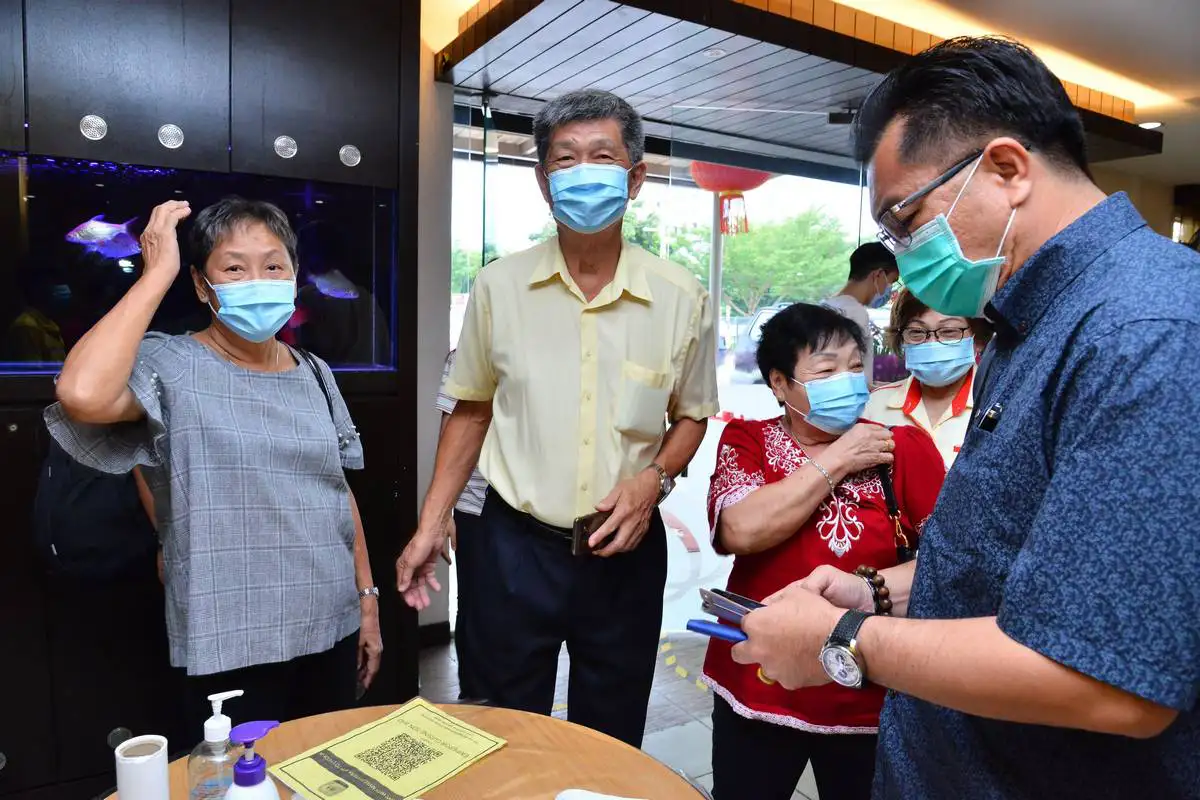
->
[397,89,718,746]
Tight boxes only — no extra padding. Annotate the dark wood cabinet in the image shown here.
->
[343,394,420,703]
[24,0,230,172]
[0,409,55,796]
[230,0,401,187]
[0,0,24,152]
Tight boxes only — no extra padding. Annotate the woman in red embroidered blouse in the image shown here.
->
[703,303,945,800]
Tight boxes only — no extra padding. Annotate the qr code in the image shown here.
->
[356,733,443,780]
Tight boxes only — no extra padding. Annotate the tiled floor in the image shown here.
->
[419,631,818,799]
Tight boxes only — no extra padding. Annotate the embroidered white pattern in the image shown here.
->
[709,442,766,540]
[762,421,884,558]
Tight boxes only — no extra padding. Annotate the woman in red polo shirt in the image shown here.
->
[703,303,944,800]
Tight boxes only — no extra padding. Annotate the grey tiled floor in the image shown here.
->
[419,631,818,799]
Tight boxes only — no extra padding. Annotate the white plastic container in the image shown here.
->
[187,690,245,800]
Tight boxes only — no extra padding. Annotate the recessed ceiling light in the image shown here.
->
[703,48,727,58]
[1139,121,1162,130]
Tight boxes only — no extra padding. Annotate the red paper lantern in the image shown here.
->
[689,162,773,235]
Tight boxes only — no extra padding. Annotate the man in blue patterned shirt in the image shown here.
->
[728,37,1199,798]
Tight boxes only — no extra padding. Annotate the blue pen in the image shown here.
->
[687,618,748,643]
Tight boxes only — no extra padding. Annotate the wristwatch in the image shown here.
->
[649,462,675,504]
[819,609,871,688]
[358,586,380,601]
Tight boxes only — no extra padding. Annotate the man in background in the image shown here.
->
[435,348,489,701]
[822,242,898,383]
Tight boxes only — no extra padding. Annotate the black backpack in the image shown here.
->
[33,438,158,580]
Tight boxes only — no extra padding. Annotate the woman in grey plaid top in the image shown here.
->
[46,198,383,728]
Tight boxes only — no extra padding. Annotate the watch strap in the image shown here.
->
[829,609,870,646]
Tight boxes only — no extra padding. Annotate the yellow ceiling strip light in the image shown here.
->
[738,0,1157,121]
[452,0,1178,121]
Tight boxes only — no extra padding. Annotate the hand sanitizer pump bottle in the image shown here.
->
[187,690,245,800]
[225,721,282,800]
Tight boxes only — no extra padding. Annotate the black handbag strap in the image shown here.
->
[877,464,901,520]
[876,442,915,562]
[296,347,335,422]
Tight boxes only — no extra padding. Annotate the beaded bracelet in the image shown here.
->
[854,565,892,615]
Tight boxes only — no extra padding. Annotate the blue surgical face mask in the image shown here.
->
[893,157,1017,317]
[904,336,976,388]
[547,163,630,234]
[868,281,894,309]
[206,278,296,343]
[786,372,870,434]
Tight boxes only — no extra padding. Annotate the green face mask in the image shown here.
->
[893,157,1017,318]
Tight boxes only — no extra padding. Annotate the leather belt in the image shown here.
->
[491,493,573,547]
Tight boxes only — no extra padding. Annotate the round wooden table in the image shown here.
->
[112,705,704,799]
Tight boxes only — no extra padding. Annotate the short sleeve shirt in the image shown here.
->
[874,194,1200,799]
[702,418,944,732]
[44,333,364,676]
[435,350,488,516]
[445,237,719,528]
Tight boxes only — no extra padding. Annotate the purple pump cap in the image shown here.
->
[230,721,280,787]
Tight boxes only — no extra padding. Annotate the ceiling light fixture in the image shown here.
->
[703,48,727,58]
[1138,121,1162,130]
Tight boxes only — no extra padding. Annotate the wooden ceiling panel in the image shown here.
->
[439,0,1163,165]
[490,5,655,96]
[638,50,819,118]
[610,38,778,103]
[509,11,678,97]
[672,61,856,129]
[530,19,709,97]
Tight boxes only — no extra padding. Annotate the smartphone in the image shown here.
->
[571,510,613,557]
[687,619,748,643]
[711,588,765,610]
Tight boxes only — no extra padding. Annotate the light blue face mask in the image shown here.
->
[206,278,296,343]
[547,163,630,234]
[893,157,1017,318]
[904,336,976,388]
[787,372,870,434]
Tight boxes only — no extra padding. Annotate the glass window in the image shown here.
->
[0,153,396,374]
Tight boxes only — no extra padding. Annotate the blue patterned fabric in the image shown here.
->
[875,193,1200,798]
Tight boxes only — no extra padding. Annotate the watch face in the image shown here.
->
[820,645,863,687]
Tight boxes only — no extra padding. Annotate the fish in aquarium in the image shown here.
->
[308,269,360,299]
[65,215,141,259]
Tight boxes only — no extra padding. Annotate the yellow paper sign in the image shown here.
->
[270,699,506,799]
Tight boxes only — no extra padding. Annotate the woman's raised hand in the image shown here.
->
[139,200,191,281]
[827,423,894,476]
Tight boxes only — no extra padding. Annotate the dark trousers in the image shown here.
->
[182,633,358,733]
[457,491,667,748]
[452,508,487,701]
[711,694,877,800]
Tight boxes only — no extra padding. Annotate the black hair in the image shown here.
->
[533,89,645,164]
[756,303,866,384]
[848,241,898,281]
[853,36,1090,177]
[189,196,298,274]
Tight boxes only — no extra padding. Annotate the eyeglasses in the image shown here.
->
[900,326,972,345]
[876,150,983,252]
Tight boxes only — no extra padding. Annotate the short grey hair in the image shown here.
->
[533,89,645,165]
[189,196,298,273]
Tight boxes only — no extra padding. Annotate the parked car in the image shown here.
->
[730,301,906,384]
[730,303,789,383]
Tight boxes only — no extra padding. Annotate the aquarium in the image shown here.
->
[0,153,396,374]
